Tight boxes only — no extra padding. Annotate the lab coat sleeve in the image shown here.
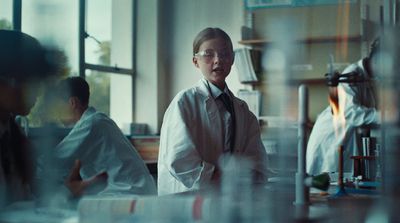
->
[54,123,100,180]
[160,97,215,190]
[341,84,379,126]
[49,113,156,196]
[94,119,156,195]
[340,62,379,126]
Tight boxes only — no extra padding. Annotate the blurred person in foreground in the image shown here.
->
[0,30,105,208]
[0,29,62,207]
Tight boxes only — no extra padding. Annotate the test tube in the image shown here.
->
[362,137,370,179]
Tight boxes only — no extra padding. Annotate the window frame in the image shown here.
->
[4,0,137,128]
[78,0,137,117]
[12,0,21,30]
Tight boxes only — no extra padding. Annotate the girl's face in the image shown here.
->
[193,37,234,89]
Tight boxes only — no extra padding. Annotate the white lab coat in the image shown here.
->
[306,59,379,175]
[158,79,268,195]
[43,107,156,195]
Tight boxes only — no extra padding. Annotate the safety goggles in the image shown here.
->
[194,49,233,63]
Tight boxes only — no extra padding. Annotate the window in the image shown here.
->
[0,0,13,29]
[4,0,136,133]
[20,0,78,127]
[81,0,135,134]
[85,70,133,133]
[22,0,78,73]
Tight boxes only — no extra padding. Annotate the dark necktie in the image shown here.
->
[219,93,234,114]
[219,93,235,153]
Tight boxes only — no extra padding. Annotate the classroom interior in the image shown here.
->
[1,0,400,222]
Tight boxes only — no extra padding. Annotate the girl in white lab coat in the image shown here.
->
[158,27,268,195]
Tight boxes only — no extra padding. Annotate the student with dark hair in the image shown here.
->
[157,27,268,195]
[0,30,113,208]
[0,30,61,207]
[41,77,156,196]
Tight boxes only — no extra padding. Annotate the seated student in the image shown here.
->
[157,27,268,195]
[41,77,156,196]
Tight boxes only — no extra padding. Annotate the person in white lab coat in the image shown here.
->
[306,39,380,175]
[39,77,156,196]
[158,27,268,195]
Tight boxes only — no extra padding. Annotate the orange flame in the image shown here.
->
[329,86,346,139]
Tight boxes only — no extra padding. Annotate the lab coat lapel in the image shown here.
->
[231,94,245,153]
[204,98,222,145]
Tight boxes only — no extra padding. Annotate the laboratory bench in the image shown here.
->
[16,128,386,222]
[0,181,382,223]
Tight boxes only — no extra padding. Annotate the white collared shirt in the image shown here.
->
[206,80,234,153]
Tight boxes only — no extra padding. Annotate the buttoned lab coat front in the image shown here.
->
[158,79,268,195]
[40,107,156,195]
[306,59,379,175]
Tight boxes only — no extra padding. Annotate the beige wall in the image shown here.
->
[135,0,160,134]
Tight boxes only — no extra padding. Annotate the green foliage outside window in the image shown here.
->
[86,72,110,116]
[28,40,111,126]
[0,18,12,30]
[86,40,111,116]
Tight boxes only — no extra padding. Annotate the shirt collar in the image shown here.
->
[204,78,230,99]
[67,106,96,128]
[79,106,96,121]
